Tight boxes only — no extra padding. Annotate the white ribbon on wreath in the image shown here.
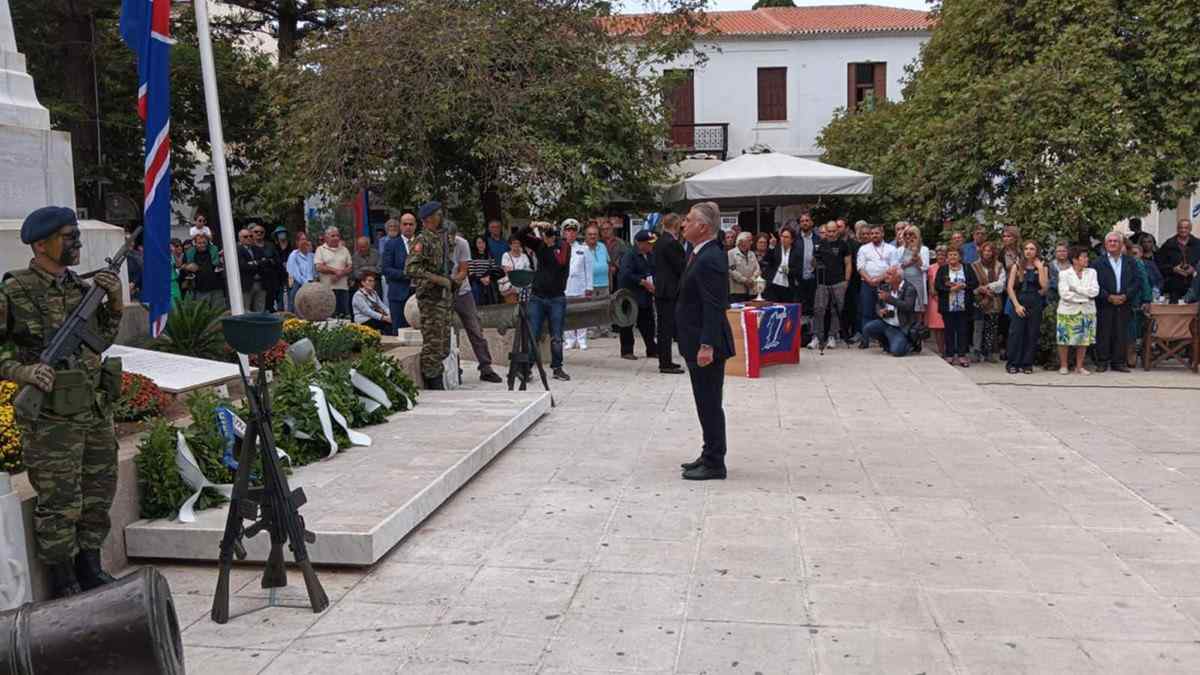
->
[175,431,233,523]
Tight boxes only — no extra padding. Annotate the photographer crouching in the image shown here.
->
[861,266,923,357]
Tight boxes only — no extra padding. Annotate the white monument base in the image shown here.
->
[0,124,75,217]
[0,472,32,610]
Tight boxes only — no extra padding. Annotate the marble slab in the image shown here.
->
[124,389,551,566]
[103,345,248,394]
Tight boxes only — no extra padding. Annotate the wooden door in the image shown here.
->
[666,69,694,148]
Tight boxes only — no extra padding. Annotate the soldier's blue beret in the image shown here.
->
[417,201,443,220]
[21,206,77,244]
[634,229,657,244]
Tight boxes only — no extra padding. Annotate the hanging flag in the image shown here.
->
[351,189,370,240]
[120,0,173,337]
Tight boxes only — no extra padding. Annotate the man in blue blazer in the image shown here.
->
[676,201,736,480]
[1091,231,1137,372]
[382,212,416,328]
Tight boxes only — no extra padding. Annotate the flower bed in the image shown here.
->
[134,348,418,520]
[0,381,21,473]
[113,372,173,423]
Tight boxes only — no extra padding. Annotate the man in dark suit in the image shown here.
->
[618,231,659,359]
[653,213,686,374]
[382,212,416,327]
[1092,231,1137,372]
[676,201,736,481]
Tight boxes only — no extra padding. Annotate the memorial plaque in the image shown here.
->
[103,345,250,395]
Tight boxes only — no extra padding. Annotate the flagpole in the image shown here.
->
[193,0,244,317]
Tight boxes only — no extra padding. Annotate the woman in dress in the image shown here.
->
[926,245,947,355]
[935,246,979,367]
[898,225,930,310]
[1055,246,1099,375]
[469,235,500,306]
[1005,240,1050,374]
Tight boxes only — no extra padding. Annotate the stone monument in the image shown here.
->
[0,0,128,278]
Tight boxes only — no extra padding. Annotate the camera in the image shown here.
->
[879,282,892,292]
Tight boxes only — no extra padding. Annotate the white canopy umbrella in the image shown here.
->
[664,151,872,204]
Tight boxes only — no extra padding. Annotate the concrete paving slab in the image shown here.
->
[167,343,1200,674]
[126,390,550,565]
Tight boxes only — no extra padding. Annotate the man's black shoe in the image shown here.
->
[553,368,571,381]
[1111,364,1130,373]
[680,456,704,470]
[1094,363,1109,373]
[858,341,870,350]
[660,365,685,374]
[620,354,637,361]
[682,465,726,481]
[423,376,445,390]
[479,369,503,383]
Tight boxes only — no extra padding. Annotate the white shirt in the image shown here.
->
[565,240,595,297]
[857,241,899,279]
[773,246,793,287]
[452,236,473,296]
[1107,255,1123,290]
[189,225,213,239]
[798,231,816,279]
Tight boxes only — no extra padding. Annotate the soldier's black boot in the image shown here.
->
[423,376,445,391]
[48,562,83,598]
[74,549,117,590]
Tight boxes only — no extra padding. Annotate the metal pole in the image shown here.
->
[756,196,760,233]
[194,0,244,317]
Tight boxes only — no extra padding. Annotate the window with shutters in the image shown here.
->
[756,67,787,122]
[847,62,887,112]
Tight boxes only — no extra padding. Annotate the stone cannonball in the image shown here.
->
[294,282,336,322]
[404,294,421,329]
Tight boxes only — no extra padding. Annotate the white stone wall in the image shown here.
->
[655,32,929,158]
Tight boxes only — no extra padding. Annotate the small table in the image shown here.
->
[1141,303,1200,371]
[725,302,802,378]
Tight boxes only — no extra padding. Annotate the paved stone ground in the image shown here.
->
[159,339,1200,674]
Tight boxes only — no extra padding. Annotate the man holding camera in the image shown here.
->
[812,221,853,350]
[522,222,572,381]
[861,266,919,357]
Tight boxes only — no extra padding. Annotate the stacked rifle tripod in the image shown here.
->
[210,313,329,623]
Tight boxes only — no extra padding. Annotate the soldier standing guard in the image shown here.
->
[404,201,456,390]
[0,207,125,598]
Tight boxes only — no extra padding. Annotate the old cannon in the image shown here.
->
[0,567,184,675]
[464,289,639,334]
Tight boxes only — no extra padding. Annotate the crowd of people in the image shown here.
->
[142,208,1200,380]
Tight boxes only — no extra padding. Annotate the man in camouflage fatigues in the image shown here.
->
[0,206,124,598]
[404,201,456,389]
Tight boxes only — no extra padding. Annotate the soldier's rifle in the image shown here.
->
[12,226,142,420]
[210,356,328,623]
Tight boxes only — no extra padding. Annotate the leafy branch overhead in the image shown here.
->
[818,0,1200,244]
[279,0,709,218]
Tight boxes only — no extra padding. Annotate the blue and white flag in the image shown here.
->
[120,0,173,337]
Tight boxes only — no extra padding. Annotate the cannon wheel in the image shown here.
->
[610,289,639,329]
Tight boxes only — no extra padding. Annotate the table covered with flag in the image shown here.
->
[724,302,802,378]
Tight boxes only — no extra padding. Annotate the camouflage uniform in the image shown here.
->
[404,226,454,379]
[0,264,121,563]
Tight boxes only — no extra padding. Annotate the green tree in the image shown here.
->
[752,0,797,9]
[818,0,1200,245]
[214,1,355,62]
[10,1,277,222]
[278,0,708,223]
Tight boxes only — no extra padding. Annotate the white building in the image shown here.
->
[617,4,932,160]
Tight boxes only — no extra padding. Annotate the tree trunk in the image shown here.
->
[276,0,299,62]
[58,7,101,215]
[480,184,503,224]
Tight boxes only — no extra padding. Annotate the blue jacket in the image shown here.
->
[619,249,655,308]
[675,239,735,362]
[381,236,412,303]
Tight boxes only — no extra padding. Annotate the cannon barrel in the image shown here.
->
[465,289,639,334]
[0,567,184,675]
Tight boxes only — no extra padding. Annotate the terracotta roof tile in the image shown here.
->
[607,4,932,38]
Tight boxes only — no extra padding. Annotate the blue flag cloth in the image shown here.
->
[214,406,242,471]
[120,0,173,337]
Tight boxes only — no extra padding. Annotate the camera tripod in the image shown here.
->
[506,285,553,400]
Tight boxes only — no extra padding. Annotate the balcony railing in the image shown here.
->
[670,123,730,160]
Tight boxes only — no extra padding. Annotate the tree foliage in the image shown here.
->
[818,0,1200,245]
[10,1,278,220]
[752,0,797,8]
[278,0,708,224]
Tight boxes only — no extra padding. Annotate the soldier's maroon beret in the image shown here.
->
[21,206,77,244]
